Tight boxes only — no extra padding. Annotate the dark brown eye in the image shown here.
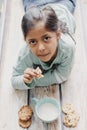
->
[44,36,51,42]
[29,40,37,45]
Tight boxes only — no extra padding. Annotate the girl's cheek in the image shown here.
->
[30,48,36,55]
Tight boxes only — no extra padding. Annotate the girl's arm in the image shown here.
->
[11,66,36,90]
[54,36,75,83]
[11,47,36,90]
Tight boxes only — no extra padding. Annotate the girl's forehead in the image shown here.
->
[26,22,52,39]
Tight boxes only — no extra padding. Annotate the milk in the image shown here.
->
[38,103,58,121]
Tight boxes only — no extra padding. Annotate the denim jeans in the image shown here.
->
[23,0,76,13]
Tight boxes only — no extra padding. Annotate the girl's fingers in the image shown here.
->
[23,68,41,84]
[24,73,33,80]
[23,77,32,83]
[24,69,37,77]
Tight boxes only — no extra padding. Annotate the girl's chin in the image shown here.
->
[40,58,51,62]
[40,57,53,63]
[38,55,51,62]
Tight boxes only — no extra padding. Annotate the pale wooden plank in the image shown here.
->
[0,0,7,59]
[0,0,27,130]
[62,0,87,130]
[29,85,62,130]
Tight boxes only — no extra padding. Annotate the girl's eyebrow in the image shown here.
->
[28,33,50,41]
[28,38,36,41]
[42,33,50,38]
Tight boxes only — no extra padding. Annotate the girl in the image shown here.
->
[11,1,76,89]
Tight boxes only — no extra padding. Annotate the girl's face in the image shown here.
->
[26,21,61,62]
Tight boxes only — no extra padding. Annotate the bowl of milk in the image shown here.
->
[32,97,60,123]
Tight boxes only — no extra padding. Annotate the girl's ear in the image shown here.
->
[56,31,61,40]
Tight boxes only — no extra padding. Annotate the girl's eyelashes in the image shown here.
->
[28,40,37,45]
[44,36,51,42]
[27,35,51,45]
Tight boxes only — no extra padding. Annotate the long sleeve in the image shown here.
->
[53,34,75,83]
[11,46,36,89]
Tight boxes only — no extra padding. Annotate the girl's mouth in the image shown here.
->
[38,53,49,57]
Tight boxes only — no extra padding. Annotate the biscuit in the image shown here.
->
[18,105,33,121]
[19,119,31,128]
[36,67,44,79]
[62,103,75,114]
[63,112,80,127]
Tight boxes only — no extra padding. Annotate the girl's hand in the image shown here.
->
[23,68,37,83]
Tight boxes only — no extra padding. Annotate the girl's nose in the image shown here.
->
[38,43,45,52]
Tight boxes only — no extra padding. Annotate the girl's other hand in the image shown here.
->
[23,68,37,83]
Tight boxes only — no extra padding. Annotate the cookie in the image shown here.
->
[62,103,75,114]
[36,67,44,79]
[63,112,80,127]
[18,105,33,121]
[19,119,31,128]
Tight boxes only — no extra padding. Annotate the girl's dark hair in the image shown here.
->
[21,6,69,39]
